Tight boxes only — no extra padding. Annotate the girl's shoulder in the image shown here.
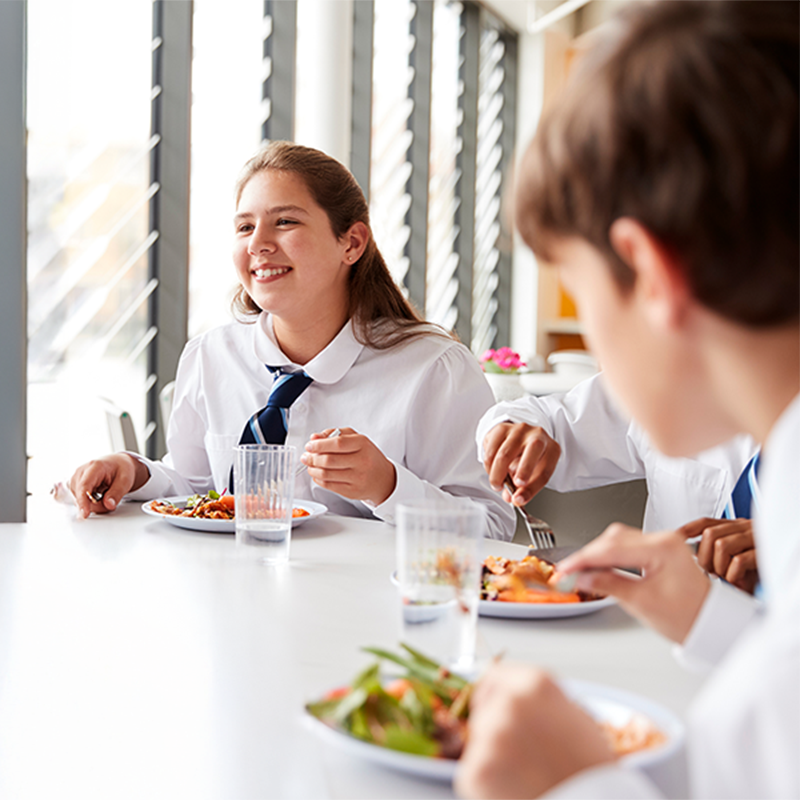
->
[180,319,259,363]
[364,320,464,356]
[361,321,481,377]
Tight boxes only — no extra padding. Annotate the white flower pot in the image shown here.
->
[484,372,526,403]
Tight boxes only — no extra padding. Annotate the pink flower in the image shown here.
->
[479,347,526,374]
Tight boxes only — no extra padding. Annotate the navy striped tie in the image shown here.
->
[722,450,762,598]
[723,452,760,520]
[229,367,313,491]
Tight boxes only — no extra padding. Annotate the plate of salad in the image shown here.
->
[305,645,682,782]
[142,492,327,533]
[305,644,469,781]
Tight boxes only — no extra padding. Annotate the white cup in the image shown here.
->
[234,444,296,565]
[396,500,485,675]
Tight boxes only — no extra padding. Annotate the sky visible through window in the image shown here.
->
[26,0,152,496]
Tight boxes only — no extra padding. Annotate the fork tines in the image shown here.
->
[515,506,556,549]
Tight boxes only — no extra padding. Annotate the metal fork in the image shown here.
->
[504,475,557,549]
[516,506,557,549]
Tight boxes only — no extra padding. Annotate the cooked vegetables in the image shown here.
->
[150,491,235,520]
[306,644,471,759]
[481,554,602,603]
[149,492,310,520]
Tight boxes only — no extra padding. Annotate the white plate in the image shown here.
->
[389,571,616,619]
[563,679,685,771]
[141,496,328,533]
[478,594,616,619]
[304,712,456,782]
[304,678,684,782]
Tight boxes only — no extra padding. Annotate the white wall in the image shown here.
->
[294,0,354,166]
[509,30,546,363]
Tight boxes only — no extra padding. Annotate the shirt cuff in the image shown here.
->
[674,577,760,671]
[475,412,513,462]
[122,452,173,501]
[545,763,663,799]
[365,461,427,525]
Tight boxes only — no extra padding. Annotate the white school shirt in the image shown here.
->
[475,373,758,531]
[545,393,800,799]
[128,314,515,540]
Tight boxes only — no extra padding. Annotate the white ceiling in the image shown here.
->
[482,0,531,33]
[482,0,574,34]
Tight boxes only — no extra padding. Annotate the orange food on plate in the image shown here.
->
[383,678,413,700]
[150,496,234,520]
[323,686,351,701]
[150,495,311,521]
[600,714,667,755]
[496,587,583,604]
[481,554,603,604]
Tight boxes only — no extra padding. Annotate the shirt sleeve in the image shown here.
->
[674,578,760,671]
[544,763,665,799]
[370,344,516,540]
[475,373,647,492]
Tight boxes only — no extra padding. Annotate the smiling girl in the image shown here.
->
[70,141,514,539]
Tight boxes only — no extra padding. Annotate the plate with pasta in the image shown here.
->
[142,493,327,533]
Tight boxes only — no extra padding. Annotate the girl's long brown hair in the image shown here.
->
[232,141,452,349]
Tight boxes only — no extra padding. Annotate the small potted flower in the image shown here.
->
[479,347,527,402]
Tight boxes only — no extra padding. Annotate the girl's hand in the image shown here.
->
[677,517,759,595]
[455,663,615,799]
[558,523,711,644]
[301,427,397,506]
[68,454,150,519]
[482,422,561,506]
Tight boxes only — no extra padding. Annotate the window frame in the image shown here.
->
[0,0,28,521]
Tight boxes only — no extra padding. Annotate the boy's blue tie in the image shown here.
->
[722,451,762,597]
[228,366,313,491]
[723,452,760,520]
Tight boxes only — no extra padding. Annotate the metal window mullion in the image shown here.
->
[262,0,297,142]
[493,27,517,349]
[147,0,191,459]
[351,0,374,199]
[0,0,27,520]
[454,1,480,346]
[403,0,433,314]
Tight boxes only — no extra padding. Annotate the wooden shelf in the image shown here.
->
[542,318,585,335]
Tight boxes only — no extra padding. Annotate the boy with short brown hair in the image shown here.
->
[456,2,799,797]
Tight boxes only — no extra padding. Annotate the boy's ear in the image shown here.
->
[609,217,692,330]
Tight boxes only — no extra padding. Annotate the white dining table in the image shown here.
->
[0,498,706,799]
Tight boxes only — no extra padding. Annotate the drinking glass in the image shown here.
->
[396,500,485,675]
[234,444,296,565]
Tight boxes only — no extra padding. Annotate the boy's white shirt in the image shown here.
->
[544,393,800,799]
[127,314,515,540]
[475,372,758,531]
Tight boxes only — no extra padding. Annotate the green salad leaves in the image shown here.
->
[306,644,472,759]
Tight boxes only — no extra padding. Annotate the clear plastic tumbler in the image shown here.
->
[234,444,296,565]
